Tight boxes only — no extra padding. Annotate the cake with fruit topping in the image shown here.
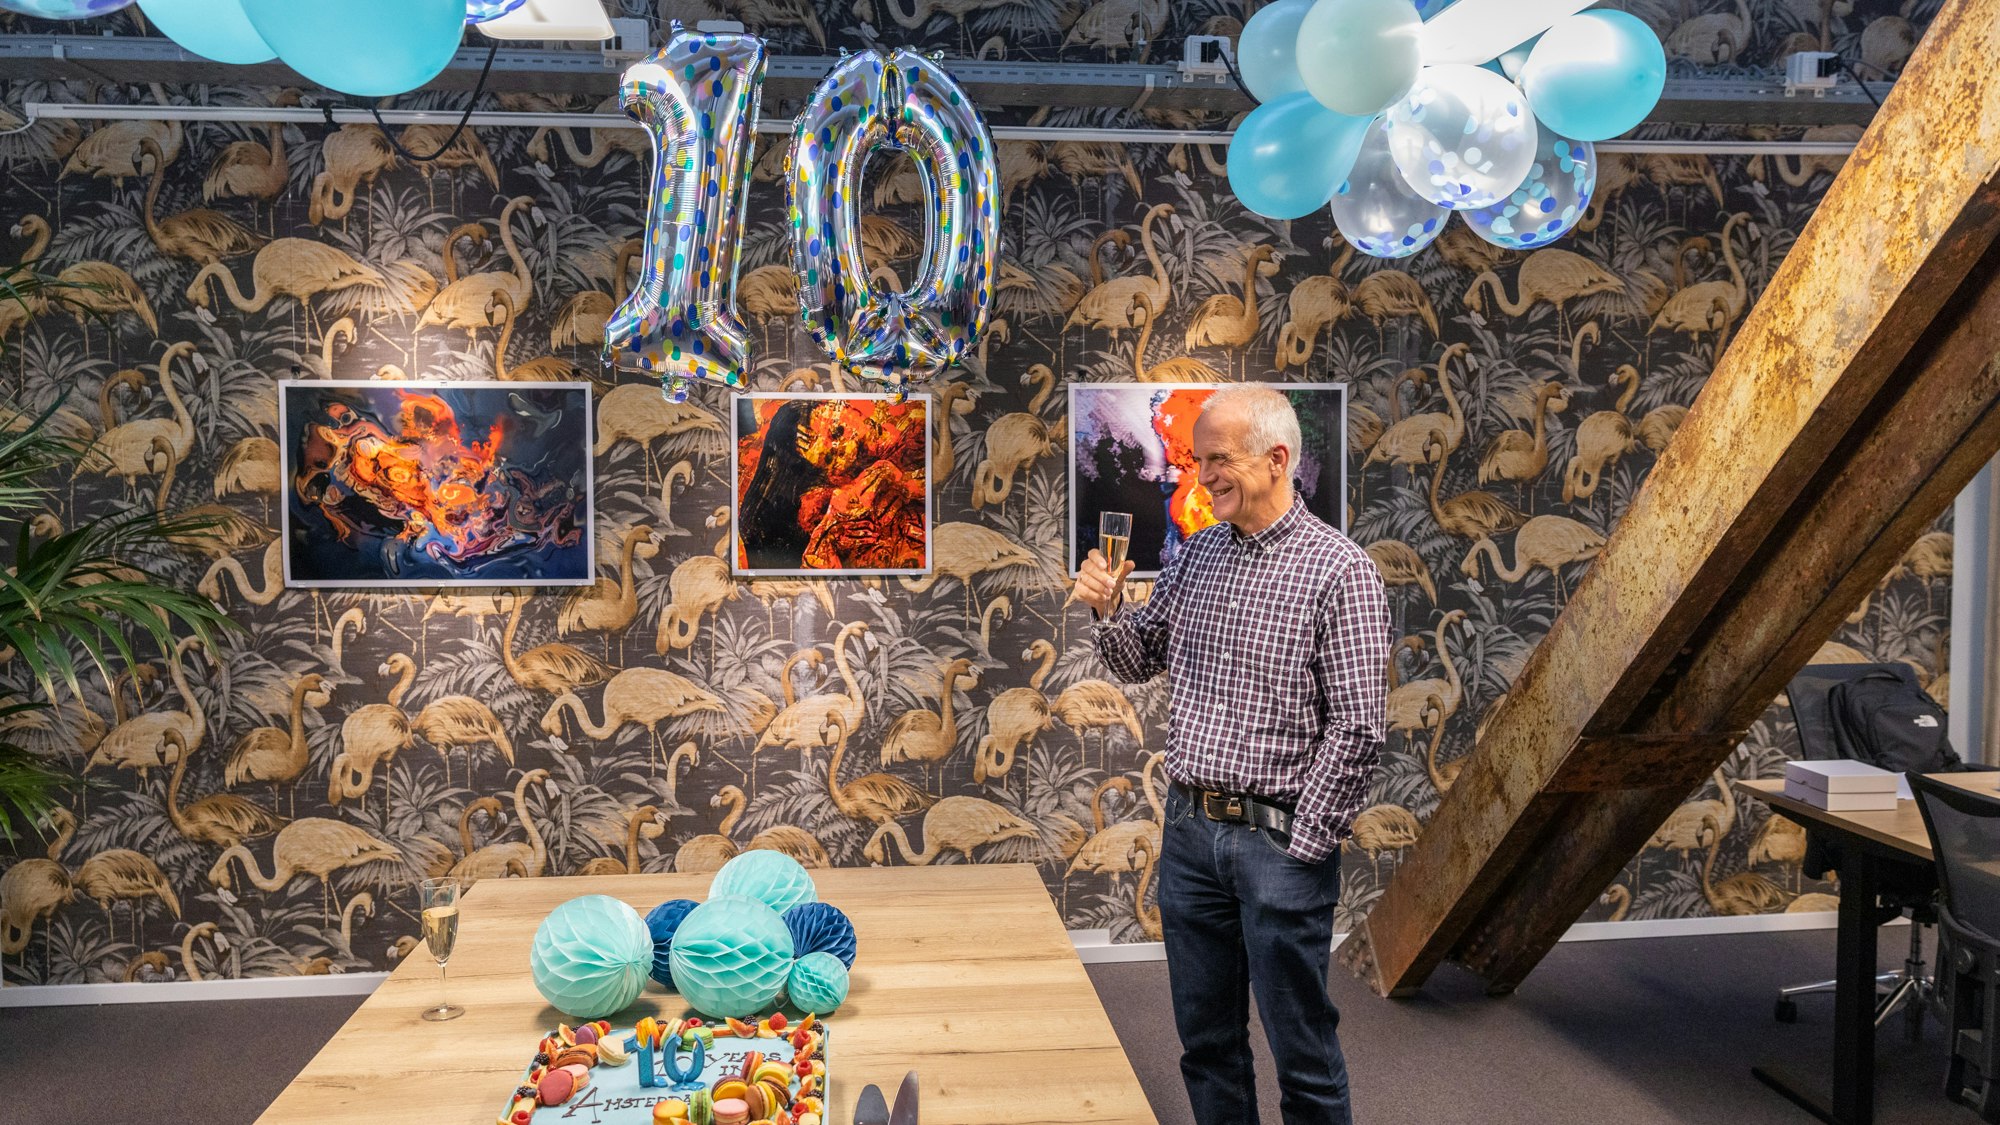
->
[498,1012,826,1125]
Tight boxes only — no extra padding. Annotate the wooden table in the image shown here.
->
[1735,772,1997,1125]
[256,864,1158,1125]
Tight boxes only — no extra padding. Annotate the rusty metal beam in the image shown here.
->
[1341,0,2000,999]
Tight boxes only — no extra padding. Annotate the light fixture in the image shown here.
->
[473,0,613,42]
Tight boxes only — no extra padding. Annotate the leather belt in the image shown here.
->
[1176,782,1296,836]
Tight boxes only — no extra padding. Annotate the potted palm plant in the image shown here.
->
[0,265,234,840]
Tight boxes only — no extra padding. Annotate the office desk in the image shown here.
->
[1736,773,1994,1125]
[254,865,1158,1125]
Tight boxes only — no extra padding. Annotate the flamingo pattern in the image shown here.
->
[0,5,1958,981]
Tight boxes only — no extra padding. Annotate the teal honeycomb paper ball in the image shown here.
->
[710,849,817,915]
[530,894,654,1020]
[668,894,795,1018]
[786,951,850,1013]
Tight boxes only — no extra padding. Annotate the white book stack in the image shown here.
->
[1783,760,1901,811]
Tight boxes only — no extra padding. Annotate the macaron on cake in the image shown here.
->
[499,1013,826,1125]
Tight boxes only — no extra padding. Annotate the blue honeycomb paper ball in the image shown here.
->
[667,894,795,1018]
[710,849,817,915]
[645,898,700,988]
[786,951,850,1013]
[530,894,653,1021]
[783,902,856,969]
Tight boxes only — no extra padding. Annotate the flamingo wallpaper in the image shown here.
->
[0,1,1960,987]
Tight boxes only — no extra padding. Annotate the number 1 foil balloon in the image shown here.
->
[604,29,765,403]
[788,49,999,392]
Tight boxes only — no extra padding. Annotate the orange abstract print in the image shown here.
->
[733,394,930,574]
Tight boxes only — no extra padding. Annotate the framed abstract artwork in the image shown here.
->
[1067,382,1348,578]
[729,391,932,577]
[278,380,595,587]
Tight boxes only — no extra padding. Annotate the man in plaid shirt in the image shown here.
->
[1078,384,1390,1125]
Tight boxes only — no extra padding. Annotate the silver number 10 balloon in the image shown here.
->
[787,49,999,392]
[604,30,765,403]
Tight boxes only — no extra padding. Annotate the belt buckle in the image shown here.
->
[1204,791,1242,821]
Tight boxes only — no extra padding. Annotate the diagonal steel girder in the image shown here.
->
[1341,0,2000,999]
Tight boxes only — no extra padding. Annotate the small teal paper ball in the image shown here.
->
[668,894,795,1018]
[783,902,856,968]
[530,895,654,1021]
[786,952,850,1013]
[710,850,817,915]
[646,898,700,989]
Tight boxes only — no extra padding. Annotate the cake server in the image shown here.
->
[889,1070,919,1125]
[854,1083,891,1125]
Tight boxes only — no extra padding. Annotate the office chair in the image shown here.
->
[1772,663,1948,1037]
[1911,774,2000,1121]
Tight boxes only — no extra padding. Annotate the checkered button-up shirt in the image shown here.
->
[1094,498,1391,862]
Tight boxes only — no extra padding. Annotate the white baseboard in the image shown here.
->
[0,971,386,1008]
[0,911,1879,1005]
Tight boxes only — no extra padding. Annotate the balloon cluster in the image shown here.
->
[1229,0,1665,256]
[642,851,858,1019]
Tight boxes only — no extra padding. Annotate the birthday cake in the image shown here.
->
[499,1013,826,1125]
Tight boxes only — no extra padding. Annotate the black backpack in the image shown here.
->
[1825,667,1963,774]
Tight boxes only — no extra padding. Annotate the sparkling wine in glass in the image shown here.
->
[420,877,464,1022]
[1099,511,1134,572]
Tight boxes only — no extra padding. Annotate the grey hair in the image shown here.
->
[1204,384,1301,465]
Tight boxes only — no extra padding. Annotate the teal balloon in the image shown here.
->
[1237,0,1313,104]
[241,0,464,97]
[1227,93,1369,221]
[667,895,795,1019]
[136,0,273,64]
[1519,11,1666,142]
[530,895,655,1021]
[785,952,850,1014]
[1296,0,1423,117]
[710,849,817,916]
[0,0,132,15]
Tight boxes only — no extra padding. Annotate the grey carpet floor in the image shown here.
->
[0,928,1974,1124]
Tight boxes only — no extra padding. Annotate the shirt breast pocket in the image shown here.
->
[1248,609,1317,728]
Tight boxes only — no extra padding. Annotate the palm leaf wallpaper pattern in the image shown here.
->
[0,0,1958,984]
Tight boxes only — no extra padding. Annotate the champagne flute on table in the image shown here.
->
[420,877,464,1022]
[1099,511,1134,575]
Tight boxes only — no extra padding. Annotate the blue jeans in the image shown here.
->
[1159,784,1351,1124]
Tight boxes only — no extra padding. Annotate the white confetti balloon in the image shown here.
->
[1386,64,1540,211]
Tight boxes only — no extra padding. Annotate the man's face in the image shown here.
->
[1192,403,1279,527]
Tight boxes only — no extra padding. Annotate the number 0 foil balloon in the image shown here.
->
[788,49,999,390]
[605,30,765,402]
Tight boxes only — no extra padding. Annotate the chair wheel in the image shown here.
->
[1775,998,1799,1024]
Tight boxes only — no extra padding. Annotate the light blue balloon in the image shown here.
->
[1519,10,1666,142]
[0,0,132,15]
[1329,116,1450,259]
[1296,0,1423,118]
[241,0,464,97]
[1237,0,1313,104]
[1462,135,1597,250]
[136,0,273,65]
[1227,93,1370,221]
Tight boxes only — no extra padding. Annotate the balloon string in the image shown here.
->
[1222,43,1259,108]
[369,42,502,162]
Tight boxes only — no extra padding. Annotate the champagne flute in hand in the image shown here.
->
[1099,511,1133,573]
[420,877,463,1022]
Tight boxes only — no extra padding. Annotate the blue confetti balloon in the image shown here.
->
[0,0,133,16]
[1462,135,1597,250]
[530,895,654,1021]
[645,898,700,989]
[711,849,817,916]
[783,902,857,968]
[785,951,850,1013]
[668,894,795,1018]
[463,0,525,23]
